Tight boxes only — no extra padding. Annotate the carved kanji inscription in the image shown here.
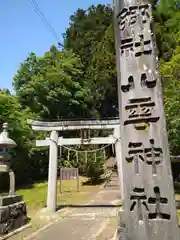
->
[130,187,149,221]
[148,186,171,220]
[124,97,159,130]
[126,139,162,174]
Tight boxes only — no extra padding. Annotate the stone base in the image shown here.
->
[116,209,128,240]
[0,194,28,235]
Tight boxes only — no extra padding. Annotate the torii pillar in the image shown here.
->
[46,131,58,212]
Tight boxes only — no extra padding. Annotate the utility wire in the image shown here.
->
[27,0,64,48]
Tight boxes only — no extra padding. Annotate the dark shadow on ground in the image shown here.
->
[82,178,106,186]
[55,203,122,211]
[105,184,120,187]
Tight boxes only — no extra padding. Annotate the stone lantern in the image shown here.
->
[0,123,16,195]
[0,123,28,235]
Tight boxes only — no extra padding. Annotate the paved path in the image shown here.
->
[33,172,121,240]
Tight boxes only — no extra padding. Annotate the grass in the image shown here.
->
[17,176,101,216]
[177,210,180,225]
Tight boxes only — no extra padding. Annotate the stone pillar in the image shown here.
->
[47,130,58,212]
[113,126,124,200]
[114,0,180,239]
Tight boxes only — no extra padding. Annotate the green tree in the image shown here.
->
[87,24,117,117]
[153,0,180,60]
[64,4,113,67]
[13,46,94,119]
[64,4,116,117]
[0,91,54,185]
[161,38,180,155]
[0,92,35,185]
[64,2,180,117]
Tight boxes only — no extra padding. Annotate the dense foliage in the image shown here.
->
[0,1,179,186]
[13,47,95,119]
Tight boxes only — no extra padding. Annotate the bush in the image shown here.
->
[84,149,105,184]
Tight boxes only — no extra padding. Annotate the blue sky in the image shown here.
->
[0,0,111,92]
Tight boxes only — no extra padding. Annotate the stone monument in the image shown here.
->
[0,123,28,235]
[114,0,180,239]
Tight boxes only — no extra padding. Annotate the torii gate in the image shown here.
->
[28,119,123,213]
